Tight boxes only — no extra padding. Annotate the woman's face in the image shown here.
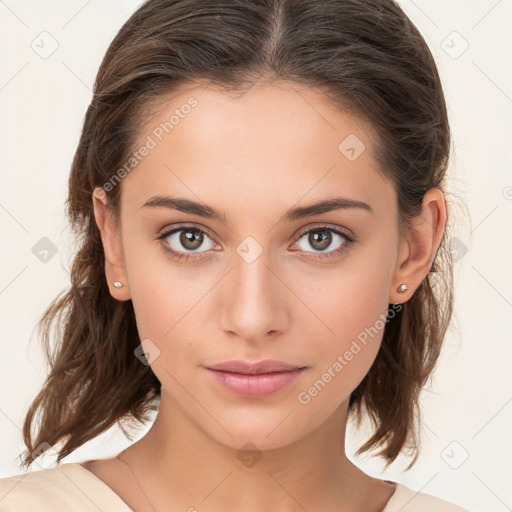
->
[99,80,404,451]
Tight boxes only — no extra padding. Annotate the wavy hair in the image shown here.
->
[20,0,454,469]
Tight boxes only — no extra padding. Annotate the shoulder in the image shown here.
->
[0,463,132,512]
[385,482,471,512]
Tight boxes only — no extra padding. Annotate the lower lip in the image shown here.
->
[205,368,306,398]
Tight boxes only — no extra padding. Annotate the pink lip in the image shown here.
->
[205,359,304,374]
[204,360,307,398]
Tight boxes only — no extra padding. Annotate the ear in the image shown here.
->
[92,187,131,301]
[390,187,447,304]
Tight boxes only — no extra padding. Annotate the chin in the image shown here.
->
[196,411,311,453]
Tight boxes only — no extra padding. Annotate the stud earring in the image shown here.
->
[113,281,123,288]
[397,283,409,293]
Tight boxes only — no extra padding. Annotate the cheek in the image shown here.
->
[293,251,394,398]
[121,228,196,335]
[128,271,206,346]
[124,241,220,371]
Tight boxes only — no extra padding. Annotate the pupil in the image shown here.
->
[181,229,203,250]
[310,230,330,250]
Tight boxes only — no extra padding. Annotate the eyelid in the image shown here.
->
[292,222,354,242]
[157,222,355,256]
[158,222,354,240]
[157,222,216,240]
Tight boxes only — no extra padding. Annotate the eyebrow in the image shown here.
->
[140,195,374,223]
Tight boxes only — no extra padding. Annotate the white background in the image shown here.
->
[1,1,511,511]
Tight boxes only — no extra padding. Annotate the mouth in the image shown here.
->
[205,359,306,375]
[204,360,308,398]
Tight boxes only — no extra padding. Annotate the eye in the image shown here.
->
[158,225,218,262]
[157,223,354,263]
[292,225,354,260]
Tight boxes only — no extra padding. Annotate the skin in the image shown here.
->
[89,80,447,511]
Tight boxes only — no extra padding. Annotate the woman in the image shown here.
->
[0,0,471,510]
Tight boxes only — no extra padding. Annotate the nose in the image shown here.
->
[218,249,289,344]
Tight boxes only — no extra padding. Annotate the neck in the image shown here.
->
[122,389,386,512]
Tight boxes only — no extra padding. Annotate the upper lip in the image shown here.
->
[205,359,305,375]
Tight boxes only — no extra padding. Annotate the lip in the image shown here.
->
[205,359,305,374]
[204,360,307,398]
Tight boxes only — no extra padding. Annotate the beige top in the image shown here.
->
[0,462,470,511]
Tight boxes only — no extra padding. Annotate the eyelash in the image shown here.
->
[157,223,355,263]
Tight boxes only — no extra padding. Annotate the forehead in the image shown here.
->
[121,80,395,218]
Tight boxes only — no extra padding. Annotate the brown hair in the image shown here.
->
[20,0,454,469]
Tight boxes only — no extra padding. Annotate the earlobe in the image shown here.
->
[389,187,447,304]
[92,187,131,301]
[397,283,409,294]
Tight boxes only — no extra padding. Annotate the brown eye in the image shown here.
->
[179,229,204,250]
[296,228,348,254]
[160,226,216,254]
[307,230,332,251]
